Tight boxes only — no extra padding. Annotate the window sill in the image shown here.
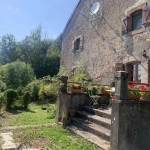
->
[128,27,145,35]
[72,47,83,52]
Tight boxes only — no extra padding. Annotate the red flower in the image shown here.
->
[111,96,114,100]
[128,83,134,87]
[139,85,146,90]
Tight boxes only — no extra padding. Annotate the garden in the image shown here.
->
[0,62,104,149]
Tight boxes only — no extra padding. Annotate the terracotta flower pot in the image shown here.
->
[69,109,77,117]
[100,90,109,94]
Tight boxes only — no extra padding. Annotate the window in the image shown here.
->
[72,36,84,52]
[127,63,141,82]
[75,38,80,51]
[121,3,150,35]
[132,10,142,31]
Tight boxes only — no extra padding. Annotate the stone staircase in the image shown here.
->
[66,106,111,150]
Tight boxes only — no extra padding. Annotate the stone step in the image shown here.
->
[0,132,17,150]
[71,117,110,142]
[76,110,111,129]
[66,125,110,150]
[79,106,111,119]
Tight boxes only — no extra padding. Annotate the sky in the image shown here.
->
[0,0,78,41]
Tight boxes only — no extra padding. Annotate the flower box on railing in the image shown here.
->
[128,94,141,100]
[100,90,109,95]
[70,87,81,93]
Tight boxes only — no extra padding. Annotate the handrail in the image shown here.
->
[67,81,109,86]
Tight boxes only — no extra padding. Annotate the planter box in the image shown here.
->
[70,88,81,93]
[128,94,150,100]
[128,94,140,100]
[100,90,109,94]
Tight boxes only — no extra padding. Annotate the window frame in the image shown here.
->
[72,35,84,52]
[127,62,141,82]
[127,3,147,35]
[74,38,80,51]
[132,10,142,31]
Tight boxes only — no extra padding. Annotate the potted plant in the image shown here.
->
[127,83,150,100]
[99,86,110,94]
[128,83,141,100]
[69,108,77,117]
[70,83,81,93]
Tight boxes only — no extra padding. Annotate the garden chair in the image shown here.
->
[87,89,101,106]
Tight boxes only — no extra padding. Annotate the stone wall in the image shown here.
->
[56,93,90,123]
[110,71,150,150]
[56,92,110,123]
[61,0,150,84]
[111,100,150,150]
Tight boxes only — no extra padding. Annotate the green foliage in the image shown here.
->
[22,80,41,101]
[59,62,90,83]
[0,80,6,92]
[38,76,60,101]
[5,89,19,109]
[22,92,31,110]
[0,25,61,79]
[0,34,17,64]
[19,25,61,78]
[0,60,35,90]
[0,92,6,112]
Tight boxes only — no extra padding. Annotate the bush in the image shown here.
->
[0,92,6,112]
[38,76,60,102]
[0,60,35,90]
[5,89,19,109]
[22,92,31,110]
[22,80,41,101]
[0,80,6,92]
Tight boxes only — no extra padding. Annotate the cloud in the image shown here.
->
[8,7,11,11]
[15,8,20,13]
[52,35,56,39]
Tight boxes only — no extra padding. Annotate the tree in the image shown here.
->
[0,61,35,90]
[0,34,17,64]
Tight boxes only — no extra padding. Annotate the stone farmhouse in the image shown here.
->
[60,0,150,84]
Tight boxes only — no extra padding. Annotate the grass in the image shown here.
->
[13,126,99,150]
[0,102,56,127]
[10,103,56,126]
[0,102,101,149]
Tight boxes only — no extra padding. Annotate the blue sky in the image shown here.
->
[0,0,78,41]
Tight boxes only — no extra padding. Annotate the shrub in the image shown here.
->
[0,60,35,89]
[5,89,19,109]
[22,92,31,110]
[22,80,42,101]
[38,76,60,102]
[0,80,6,92]
[0,92,6,112]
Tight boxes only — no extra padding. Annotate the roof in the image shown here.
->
[62,0,82,37]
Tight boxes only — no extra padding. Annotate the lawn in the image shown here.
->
[0,103,56,127]
[13,126,99,150]
[0,102,100,149]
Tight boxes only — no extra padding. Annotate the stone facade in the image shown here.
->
[61,0,150,84]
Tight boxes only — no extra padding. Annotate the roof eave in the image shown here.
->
[62,0,82,37]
